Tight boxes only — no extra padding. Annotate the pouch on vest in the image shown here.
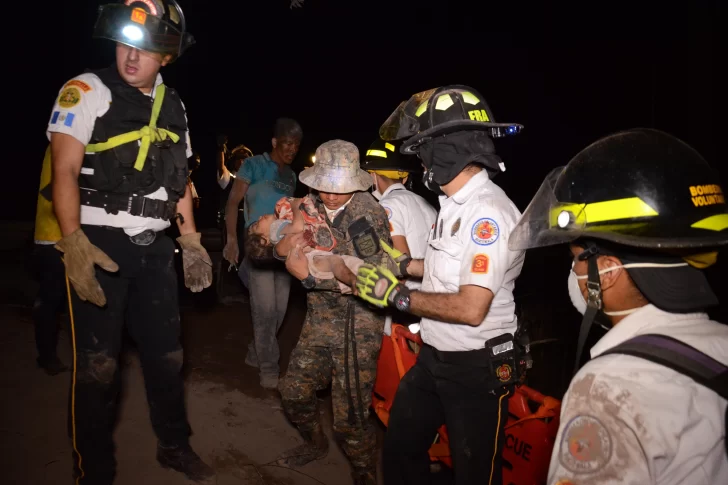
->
[348,217,380,259]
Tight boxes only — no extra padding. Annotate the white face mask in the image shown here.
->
[567,260,687,316]
[371,174,383,200]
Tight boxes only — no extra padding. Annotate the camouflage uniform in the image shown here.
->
[280,191,392,482]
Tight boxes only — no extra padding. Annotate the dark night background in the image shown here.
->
[9,0,725,349]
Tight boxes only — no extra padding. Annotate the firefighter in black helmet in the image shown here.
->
[46,0,214,483]
[509,128,728,485]
[355,85,524,485]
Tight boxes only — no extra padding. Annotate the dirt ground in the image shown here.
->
[0,222,381,485]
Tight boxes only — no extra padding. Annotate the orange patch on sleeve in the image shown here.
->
[64,79,92,93]
[471,253,489,273]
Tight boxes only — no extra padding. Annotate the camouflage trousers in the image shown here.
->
[280,342,379,472]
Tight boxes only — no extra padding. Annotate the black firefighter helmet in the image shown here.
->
[361,138,421,179]
[93,0,195,60]
[509,128,728,252]
[510,128,728,375]
[379,85,523,154]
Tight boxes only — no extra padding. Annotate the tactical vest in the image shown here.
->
[79,66,189,202]
[34,146,62,243]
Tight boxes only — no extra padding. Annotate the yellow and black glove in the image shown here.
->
[380,239,412,278]
[356,263,411,312]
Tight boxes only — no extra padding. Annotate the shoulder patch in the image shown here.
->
[471,253,489,274]
[64,79,92,93]
[471,218,499,245]
[58,86,82,108]
[558,415,613,474]
[383,206,393,219]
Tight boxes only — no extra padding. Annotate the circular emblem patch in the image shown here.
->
[383,206,393,219]
[496,364,511,382]
[559,415,612,474]
[471,218,499,245]
[58,87,81,108]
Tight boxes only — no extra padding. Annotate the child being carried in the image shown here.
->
[245,195,363,294]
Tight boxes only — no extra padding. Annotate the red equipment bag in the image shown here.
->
[372,324,561,485]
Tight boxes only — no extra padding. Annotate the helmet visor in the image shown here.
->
[93,4,183,57]
[379,88,438,141]
[509,166,590,250]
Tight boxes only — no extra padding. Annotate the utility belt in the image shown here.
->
[80,188,178,221]
[87,224,165,247]
[427,330,533,387]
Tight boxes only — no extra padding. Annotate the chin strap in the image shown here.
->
[573,245,603,375]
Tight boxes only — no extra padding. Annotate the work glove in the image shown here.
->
[356,264,406,308]
[55,228,119,307]
[380,239,412,278]
[177,232,213,293]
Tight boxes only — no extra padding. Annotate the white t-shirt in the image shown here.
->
[46,72,193,236]
[378,183,437,336]
[378,183,437,291]
[548,304,728,485]
[419,170,525,351]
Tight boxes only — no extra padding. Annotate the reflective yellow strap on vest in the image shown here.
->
[85,84,180,171]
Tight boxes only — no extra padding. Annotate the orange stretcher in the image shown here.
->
[372,324,561,485]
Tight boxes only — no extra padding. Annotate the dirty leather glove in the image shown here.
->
[177,232,213,293]
[356,264,406,308]
[55,228,119,307]
[380,239,412,278]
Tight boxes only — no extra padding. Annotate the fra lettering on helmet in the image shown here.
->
[468,109,490,122]
[689,184,725,207]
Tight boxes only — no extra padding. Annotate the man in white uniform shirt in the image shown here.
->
[355,85,525,485]
[509,128,728,485]
[47,1,213,483]
[360,137,437,334]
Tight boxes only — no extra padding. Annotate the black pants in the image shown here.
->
[32,244,67,363]
[68,226,190,484]
[383,345,512,485]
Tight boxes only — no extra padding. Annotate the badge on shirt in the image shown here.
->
[383,206,393,219]
[559,415,613,474]
[58,87,81,108]
[471,254,489,274]
[51,111,75,127]
[471,218,499,246]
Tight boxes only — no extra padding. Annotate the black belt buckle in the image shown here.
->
[129,229,157,246]
[128,194,145,217]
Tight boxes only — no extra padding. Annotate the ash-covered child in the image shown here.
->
[245,195,363,294]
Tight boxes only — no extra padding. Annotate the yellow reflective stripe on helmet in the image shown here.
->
[691,214,728,231]
[461,91,480,105]
[366,149,387,158]
[385,142,395,152]
[369,169,408,180]
[415,100,428,117]
[683,251,718,269]
[550,197,659,227]
[435,94,454,111]
[85,84,180,171]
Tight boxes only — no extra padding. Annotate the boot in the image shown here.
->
[351,470,377,485]
[276,426,329,468]
[352,467,377,485]
[37,355,68,376]
[156,444,215,482]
